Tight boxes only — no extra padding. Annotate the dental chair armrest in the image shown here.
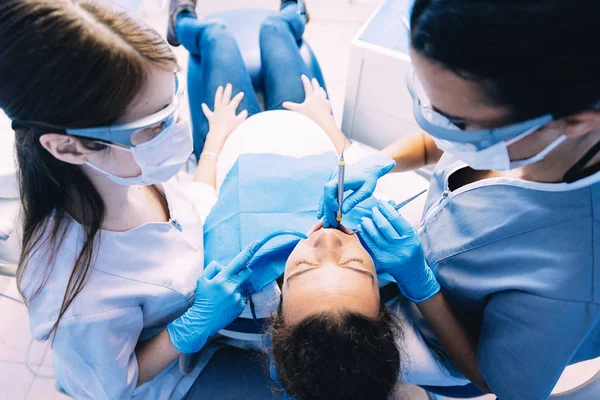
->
[0,217,17,277]
[0,263,17,277]
[550,367,600,399]
[167,0,198,46]
[0,217,13,241]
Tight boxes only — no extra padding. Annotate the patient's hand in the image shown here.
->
[283,75,338,135]
[202,83,248,153]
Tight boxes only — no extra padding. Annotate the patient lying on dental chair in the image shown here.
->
[181,4,478,399]
[199,77,477,399]
[197,77,472,400]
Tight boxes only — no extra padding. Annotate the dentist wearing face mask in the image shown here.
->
[321,1,600,399]
[2,2,262,399]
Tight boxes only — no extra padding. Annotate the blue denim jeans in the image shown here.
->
[176,3,316,157]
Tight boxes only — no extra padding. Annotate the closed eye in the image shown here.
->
[295,258,319,267]
[339,257,364,265]
[286,261,375,286]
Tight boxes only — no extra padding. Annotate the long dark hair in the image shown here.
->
[0,0,178,340]
[411,0,600,122]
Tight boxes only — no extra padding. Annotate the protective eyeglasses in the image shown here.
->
[13,72,185,147]
[406,68,553,151]
[69,72,185,146]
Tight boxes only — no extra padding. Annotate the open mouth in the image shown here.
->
[307,221,355,236]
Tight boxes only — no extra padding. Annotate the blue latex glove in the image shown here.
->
[357,200,440,303]
[318,153,395,227]
[166,241,259,354]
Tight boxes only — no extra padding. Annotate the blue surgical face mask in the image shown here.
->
[406,70,563,171]
[85,119,193,186]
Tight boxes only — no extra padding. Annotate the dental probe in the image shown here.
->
[336,147,346,223]
[394,189,427,210]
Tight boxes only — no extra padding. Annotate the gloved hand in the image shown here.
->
[166,241,259,354]
[357,200,440,303]
[318,153,395,227]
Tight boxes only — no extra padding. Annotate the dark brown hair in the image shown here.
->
[411,0,600,121]
[0,0,178,340]
[268,301,402,400]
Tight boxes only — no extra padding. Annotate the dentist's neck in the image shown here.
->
[81,165,162,229]
[520,129,600,183]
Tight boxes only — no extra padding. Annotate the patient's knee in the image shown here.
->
[259,16,288,37]
[178,17,231,53]
[201,18,231,44]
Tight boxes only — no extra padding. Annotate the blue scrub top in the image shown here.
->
[416,154,600,400]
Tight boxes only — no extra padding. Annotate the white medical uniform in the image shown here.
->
[23,110,462,400]
[23,177,217,400]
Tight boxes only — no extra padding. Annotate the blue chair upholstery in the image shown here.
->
[421,383,486,398]
[193,9,326,97]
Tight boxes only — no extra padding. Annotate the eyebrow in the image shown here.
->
[151,102,171,115]
[431,105,469,123]
[286,266,375,286]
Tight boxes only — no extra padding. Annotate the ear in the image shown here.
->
[39,134,95,165]
[564,110,600,138]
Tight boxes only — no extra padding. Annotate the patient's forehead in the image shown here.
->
[282,268,380,325]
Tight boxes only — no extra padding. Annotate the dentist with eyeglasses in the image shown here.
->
[321,1,600,399]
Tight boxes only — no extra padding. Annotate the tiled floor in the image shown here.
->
[2,1,599,399]
[0,276,68,400]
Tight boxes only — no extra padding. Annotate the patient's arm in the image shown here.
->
[382,131,443,173]
[283,75,350,154]
[194,84,248,188]
[194,151,219,189]
[416,293,491,393]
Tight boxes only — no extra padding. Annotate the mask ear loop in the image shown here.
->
[84,141,134,177]
[504,123,546,147]
[92,141,133,152]
[563,139,600,183]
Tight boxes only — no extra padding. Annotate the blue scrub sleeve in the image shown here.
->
[477,291,600,400]
[51,307,144,400]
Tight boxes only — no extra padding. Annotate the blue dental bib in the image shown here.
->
[203,152,378,294]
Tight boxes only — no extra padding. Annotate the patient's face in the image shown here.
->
[281,222,380,325]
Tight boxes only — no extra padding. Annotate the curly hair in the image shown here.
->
[268,300,403,400]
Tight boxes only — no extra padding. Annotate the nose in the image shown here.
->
[312,229,343,249]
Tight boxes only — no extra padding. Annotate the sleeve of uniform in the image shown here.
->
[477,292,600,400]
[186,182,218,222]
[50,307,144,400]
[341,141,371,164]
[387,298,470,386]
